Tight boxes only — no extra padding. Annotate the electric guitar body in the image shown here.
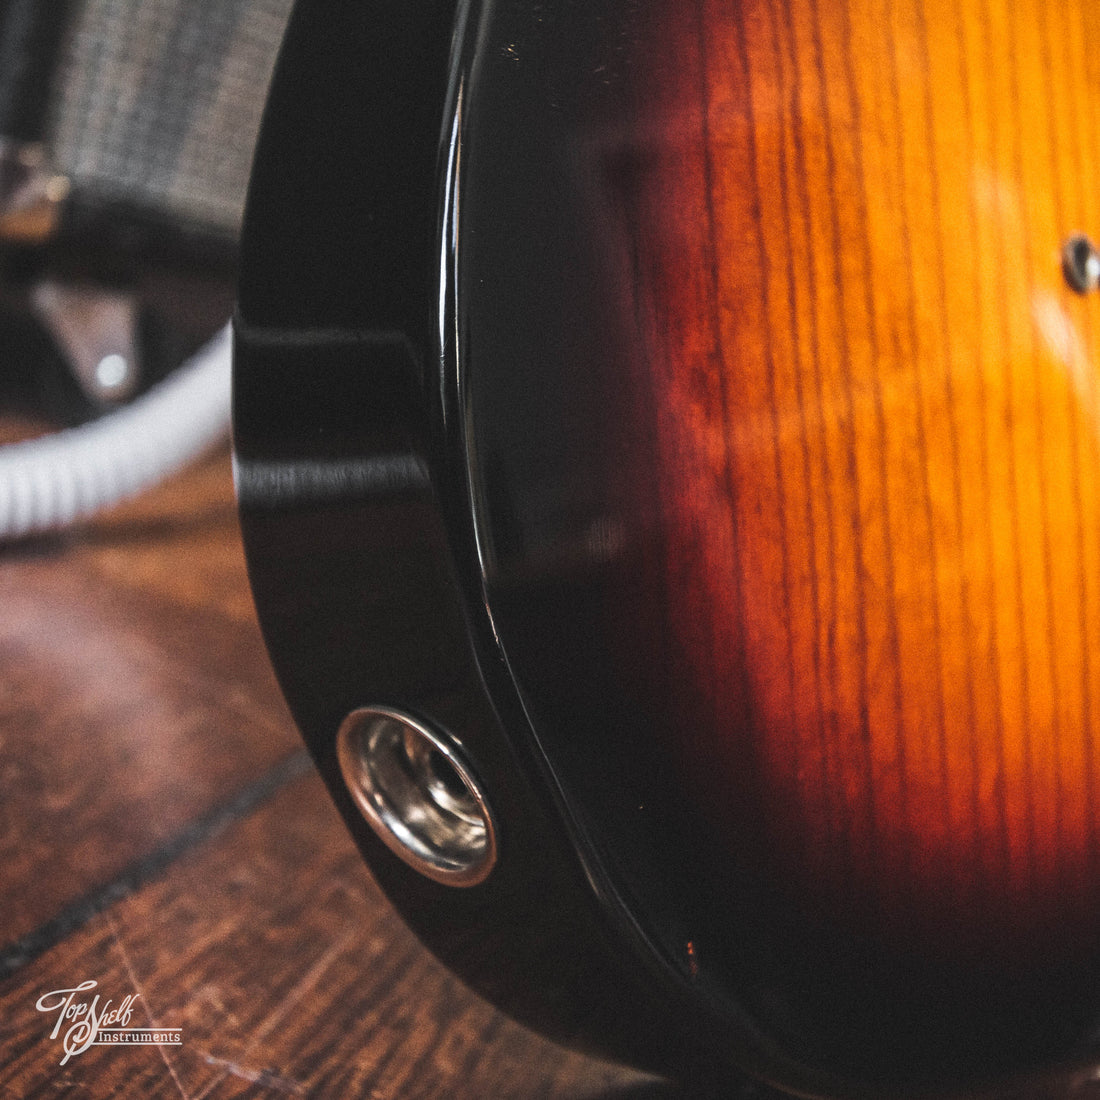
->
[234,0,1100,1094]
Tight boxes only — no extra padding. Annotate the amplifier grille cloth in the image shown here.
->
[45,0,294,236]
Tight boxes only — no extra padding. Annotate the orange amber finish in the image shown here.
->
[634,0,1100,947]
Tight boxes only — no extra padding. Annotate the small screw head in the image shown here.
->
[1063,234,1100,294]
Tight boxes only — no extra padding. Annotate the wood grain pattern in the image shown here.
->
[631,0,1100,951]
[0,444,665,1098]
[0,774,663,1099]
[0,452,299,946]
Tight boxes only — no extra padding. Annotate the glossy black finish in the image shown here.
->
[234,0,777,1092]
[237,0,458,337]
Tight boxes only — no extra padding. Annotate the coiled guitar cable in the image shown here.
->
[0,323,231,540]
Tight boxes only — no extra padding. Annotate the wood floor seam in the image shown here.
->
[0,748,313,980]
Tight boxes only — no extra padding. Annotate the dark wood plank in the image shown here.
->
[0,448,301,947]
[0,771,671,1098]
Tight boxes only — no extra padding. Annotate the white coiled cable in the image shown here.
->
[0,323,232,540]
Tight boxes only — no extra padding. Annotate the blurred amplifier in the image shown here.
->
[0,0,294,272]
[0,0,293,420]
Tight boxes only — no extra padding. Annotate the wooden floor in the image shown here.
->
[0,442,681,1098]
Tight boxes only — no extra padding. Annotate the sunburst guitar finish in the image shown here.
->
[628,0,1100,958]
